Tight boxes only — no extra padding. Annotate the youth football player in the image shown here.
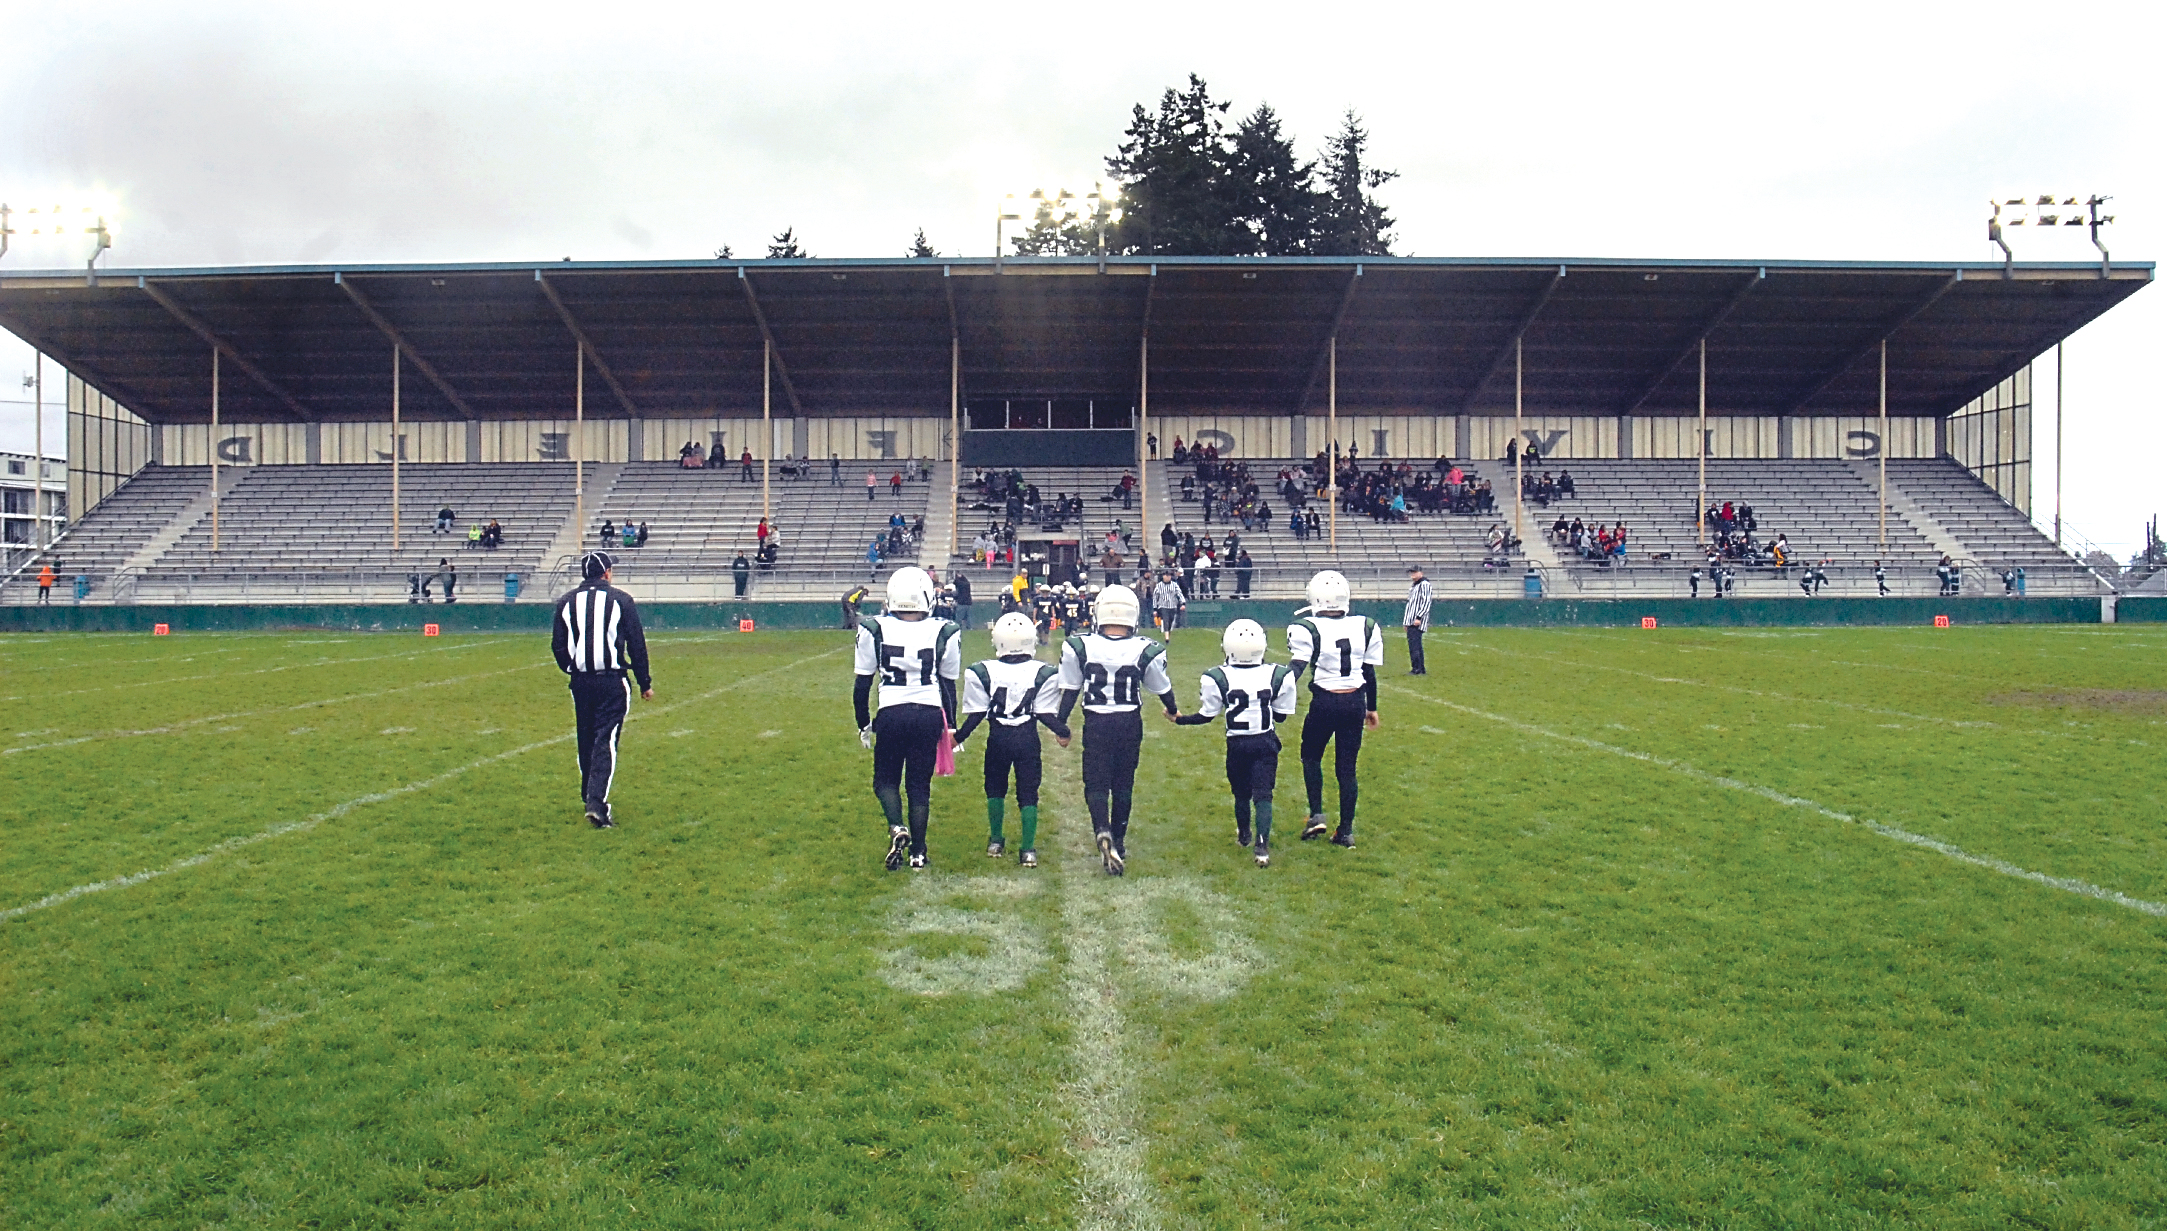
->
[954,612,1071,868]
[852,566,962,870]
[1056,584,1180,876]
[1175,619,1297,867]
[1287,569,1382,849]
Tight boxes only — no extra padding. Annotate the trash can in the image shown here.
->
[73,574,90,603]
[2015,567,2026,597]
[504,572,521,603]
[1522,568,1543,600]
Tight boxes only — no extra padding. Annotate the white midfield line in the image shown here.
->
[1044,750,1167,1231]
[1397,686,2167,918]
[1,647,846,923]
[4,663,549,755]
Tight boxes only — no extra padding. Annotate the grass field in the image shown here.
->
[3,622,2165,1229]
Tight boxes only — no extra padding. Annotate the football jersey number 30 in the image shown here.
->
[1084,663,1141,706]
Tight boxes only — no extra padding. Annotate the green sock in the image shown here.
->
[987,797,1005,844]
[1254,799,1273,843]
[1019,805,1038,851]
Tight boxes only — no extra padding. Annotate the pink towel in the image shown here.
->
[934,726,957,777]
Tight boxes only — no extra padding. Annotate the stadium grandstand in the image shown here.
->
[0,254,2148,609]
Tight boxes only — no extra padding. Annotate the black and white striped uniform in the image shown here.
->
[552,580,653,819]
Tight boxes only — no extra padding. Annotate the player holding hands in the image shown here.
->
[852,566,962,870]
[953,612,1071,868]
[1287,569,1382,849]
[1056,584,1179,876]
[1175,620,1297,867]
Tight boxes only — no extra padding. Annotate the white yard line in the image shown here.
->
[1045,750,1168,1231]
[1396,686,2167,918]
[3,663,550,754]
[1,647,845,923]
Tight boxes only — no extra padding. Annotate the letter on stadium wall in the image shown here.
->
[374,434,408,462]
[215,436,252,464]
[1845,430,1883,459]
[536,432,569,461]
[866,430,897,459]
[1521,429,1567,455]
[1194,429,1235,456]
[1371,429,1389,458]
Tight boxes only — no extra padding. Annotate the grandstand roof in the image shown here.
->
[0,255,2148,424]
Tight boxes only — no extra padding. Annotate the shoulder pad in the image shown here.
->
[1205,666,1230,695]
[935,621,960,655]
[1292,617,1321,648]
[1138,641,1166,667]
[859,616,884,641]
[967,661,992,690]
[1033,662,1060,689]
[1271,663,1293,692]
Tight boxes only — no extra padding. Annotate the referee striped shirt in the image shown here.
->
[552,581,653,688]
[1403,577,1433,629]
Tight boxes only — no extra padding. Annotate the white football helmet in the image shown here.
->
[1094,584,1142,629]
[1305,569,1351,614]
[885,566,935,614]
[1222,619,1268,666]
[991,611,1037,656]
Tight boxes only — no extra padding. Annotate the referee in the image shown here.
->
[1403,565,1432,675]
[552,551,653,829]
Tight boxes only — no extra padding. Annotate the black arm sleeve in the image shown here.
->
[619,594,652,690]
[954,711,986,743]
[1056,688,1080,724]
[939,677,959,730]
[1173,712,1216,726]
[550,598,573,674]
[853,674,875,730]
[1036,713,1071,740]
[1362,663,1378,712]
[1156,689,1180,717]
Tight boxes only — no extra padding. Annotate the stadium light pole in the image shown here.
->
[995,195,1021,269]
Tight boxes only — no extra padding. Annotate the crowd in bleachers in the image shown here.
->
[430,505,510,550]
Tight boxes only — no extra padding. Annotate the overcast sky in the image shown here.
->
[3,0,2157,554]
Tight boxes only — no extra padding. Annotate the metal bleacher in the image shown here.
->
[1885,458,2091,576]
[18,465,210,580]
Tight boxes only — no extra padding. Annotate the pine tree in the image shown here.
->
[906,229,938,258]
[1104,75,1248,256]
[713,243,734,259]
[1229,104,1323,256]
[1313,112,1397,256]
[766,228,809,259]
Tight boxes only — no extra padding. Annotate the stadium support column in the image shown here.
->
[1878,340,1888,552]
[1327,335,1338,553]
[575,347,585,553]
[762,338,772,529]
[1696,338,1706,548]
[1139,330,1150,559]
[950,334,960,561]
[211,348,221,553]
[2054,342,2063,549]
[31,351,43,550]
[1513,336,1523,554]
[391,347,402,555]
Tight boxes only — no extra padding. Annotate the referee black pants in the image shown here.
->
[570,672,632,818]
[1405,625,1426,674]
[872,703,945,856]
[1081,709,1143,852]
[1300,687,1367,834]
[983,723,1043,806]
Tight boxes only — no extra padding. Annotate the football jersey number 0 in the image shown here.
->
[881,643,937,687]
[1084,663,1142,706]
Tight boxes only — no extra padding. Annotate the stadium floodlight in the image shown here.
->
[999,185,1123,266]
[0,201,117,273]
[1988,193,2114,277]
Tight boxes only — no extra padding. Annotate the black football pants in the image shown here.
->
[570,672,632,818]
[1226,731,1280,835]
[1300,687,1366,835]
[1081,709,1143,852]
[873,703,945,855]
[983,723,1043,806]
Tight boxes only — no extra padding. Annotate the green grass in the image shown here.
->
[3,624,2164,1228]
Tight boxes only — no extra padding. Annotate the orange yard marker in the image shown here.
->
[424,623,440,636]
[153,623,170,636]
[1641,617,1658,629]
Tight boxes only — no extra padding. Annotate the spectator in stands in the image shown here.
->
[37,562,55,603]
[467,523,483,550]
[1689,566,1703,598]
[1306,508,1322,538]
[705,444,725,470]
[1875,560,1889,596]
[890,471,904,499]
[756,539,777,570]
[830,453,842,485]
[1147,432,1158,458]
[758,518,771,552]
[733,449,750,481]
[866,537,882,579]
[483,519,504,549]
[636,523,650,547]
[1234,549,1254,598]
[1152,573,1184,638]
[621,523,638,548]
[1172,437,1187,463]
[439,558,457,604]
[1121,470,1136,510]
[953,574,973,630]
[1100,546,1123,587]
[1557,470,1575,497]
[1503,439,1518,466]
[1199,547,1220,597]
[866,470,878,501]
[733,552,751,597]
[599,520,616,547]
[1771,533,1790,569]
[435,504,456,534]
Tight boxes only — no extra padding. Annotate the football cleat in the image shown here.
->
[986,841,1005,858]
[1301,817,1330,841]
[908,852,928,869]
[1019,849,1038,868]
[1255,839,1271,868]
[1097,830,1124,876]
[1329,832,1356,849]
[587,807,614,830]
[885,825,910,871]
[1236,824,1252,848]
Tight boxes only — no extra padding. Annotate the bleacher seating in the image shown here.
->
[1884,458,2088,575]
[22,465,210,579]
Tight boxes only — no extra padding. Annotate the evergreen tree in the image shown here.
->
[1009,195,1104,256]
[1313,111,1398,256]
[713,243,734,259]
[906,229,938,258]
[1104,75,1248,256]
[1230,103,1323,256]
[766,228,809,259]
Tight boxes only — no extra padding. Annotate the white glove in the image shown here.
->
[859,727,874,749]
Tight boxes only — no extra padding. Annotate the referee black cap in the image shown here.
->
[582,551,617,581]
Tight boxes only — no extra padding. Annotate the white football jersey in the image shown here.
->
[1058,632,1173,714]
[1288,612,1384,692]
[963,657,1062,727]
[854,614,962,710]
[1195,662,1298,738]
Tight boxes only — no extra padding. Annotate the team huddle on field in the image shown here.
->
[853,565,1383,873]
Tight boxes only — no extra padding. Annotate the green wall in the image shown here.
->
[0,594,2111,634]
